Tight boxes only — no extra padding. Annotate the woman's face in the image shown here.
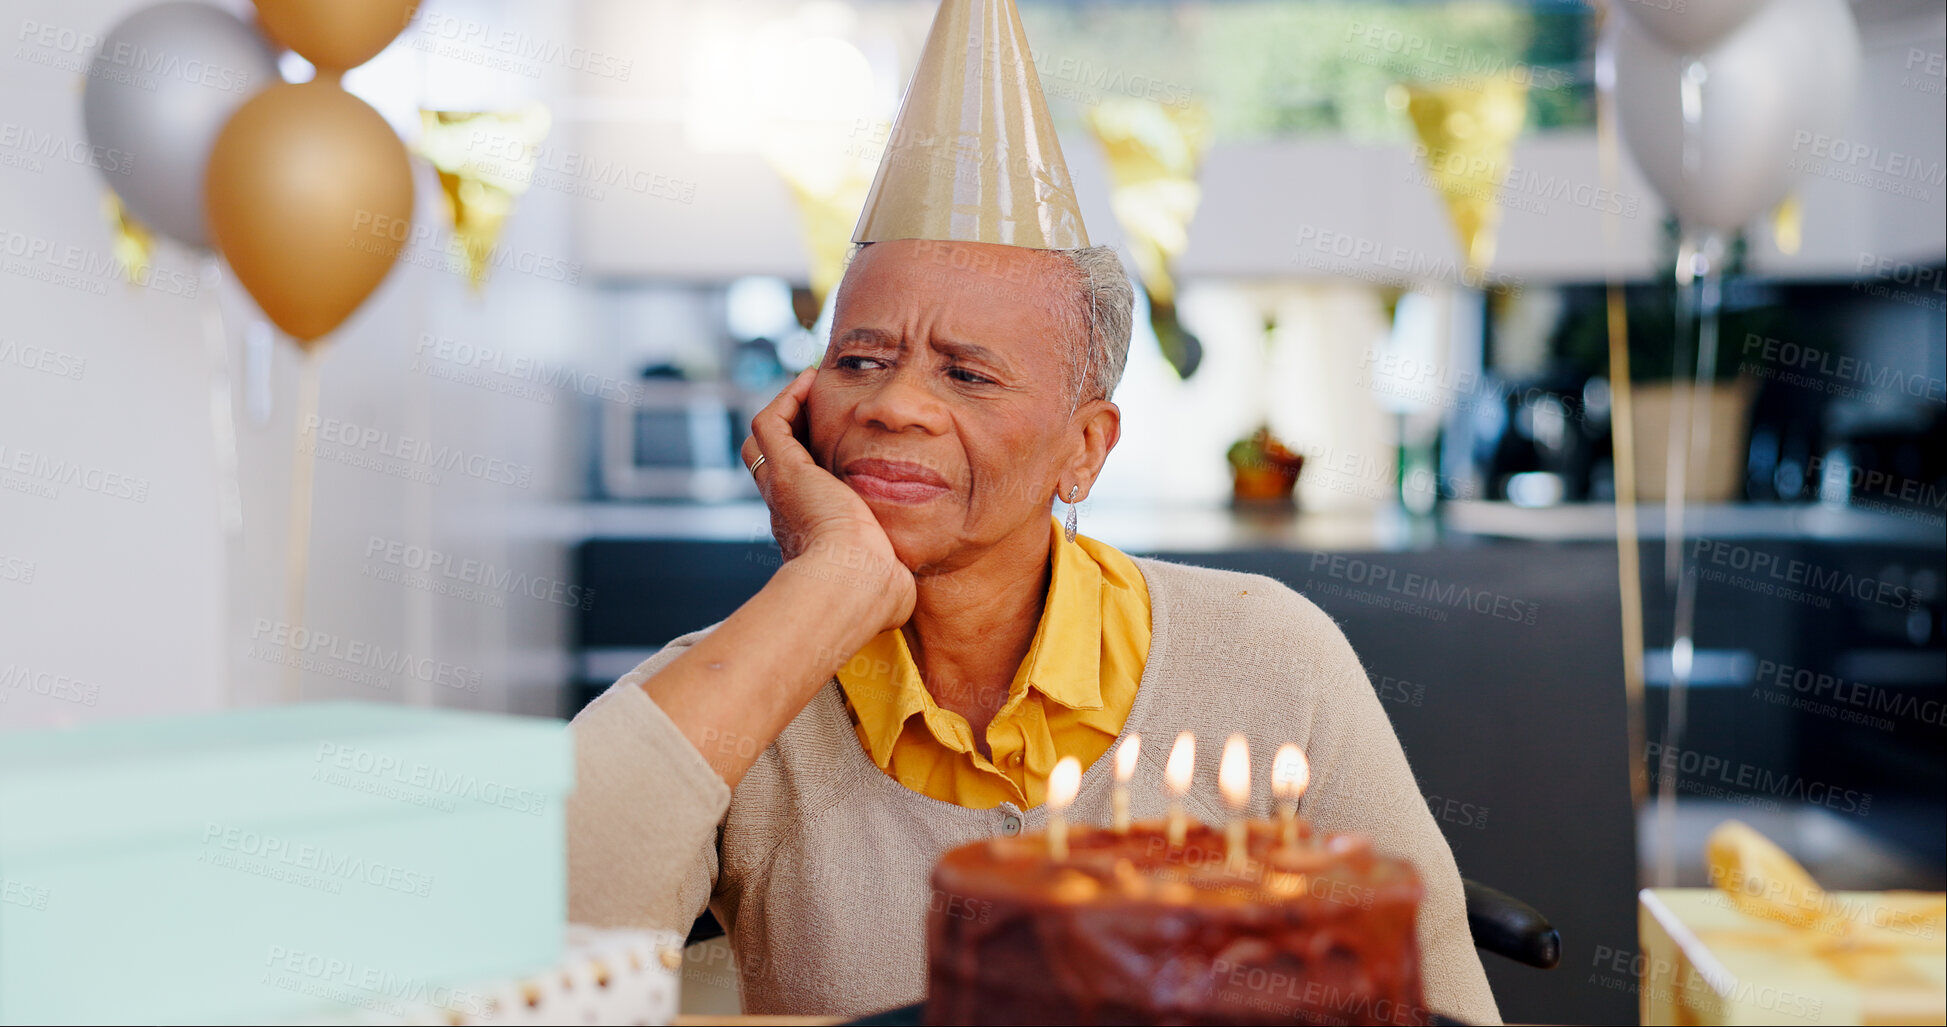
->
[807,239,1114,574]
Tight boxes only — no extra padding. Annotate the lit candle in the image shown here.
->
[1219,734,1250,872]
[1272,743,1310,851]
[1047,756,1082,861]
[1111,734,1140,833]
[1164,732,1195,847]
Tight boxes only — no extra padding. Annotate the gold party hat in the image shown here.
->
[852,0,1087,249]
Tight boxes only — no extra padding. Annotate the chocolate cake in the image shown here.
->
[925,820,1427,1026]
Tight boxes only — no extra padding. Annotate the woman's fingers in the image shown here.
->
[739,435,769,491]
[745,370,824,552]
[749,368,817,469]
[742,369,815,490]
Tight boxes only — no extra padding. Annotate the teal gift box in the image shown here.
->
[0,702,574,1025]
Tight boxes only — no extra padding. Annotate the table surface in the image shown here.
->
[669,1016,1544,1026]
[672,1017,843,1026]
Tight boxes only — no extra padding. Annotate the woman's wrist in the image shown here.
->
[641,543,904,786]
[776,537,910,639]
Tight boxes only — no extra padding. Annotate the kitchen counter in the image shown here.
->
[508,500,1945,550]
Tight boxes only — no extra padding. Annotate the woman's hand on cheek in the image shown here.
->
[741,369,916,633]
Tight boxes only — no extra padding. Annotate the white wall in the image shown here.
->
[0,0,591,727]
[3,0,229,726]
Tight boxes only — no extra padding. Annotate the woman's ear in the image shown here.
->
[1069,400,1120,502]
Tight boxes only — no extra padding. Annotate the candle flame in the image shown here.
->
[1048,756,1083,809]
[1164,732,1195,795]
[1219,734,1250,809]
[1272,744,1310,802]
[1114,734,1141,782]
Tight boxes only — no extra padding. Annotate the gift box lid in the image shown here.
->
[1639,887,1947,1026]
[0,702,573,859]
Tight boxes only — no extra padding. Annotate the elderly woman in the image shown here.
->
[566,238,1501,1024]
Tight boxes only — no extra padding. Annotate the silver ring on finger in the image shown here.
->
[747,453,768,476]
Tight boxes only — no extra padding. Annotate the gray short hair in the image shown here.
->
[839,243,1134,409]
[1059,245,1135,408]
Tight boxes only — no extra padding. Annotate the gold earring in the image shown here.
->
[1064,484,1080,543]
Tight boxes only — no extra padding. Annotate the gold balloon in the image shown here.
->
[205,81,415,346]
[252,0,420,74]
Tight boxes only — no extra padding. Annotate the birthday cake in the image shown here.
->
[925,820,1428,1026]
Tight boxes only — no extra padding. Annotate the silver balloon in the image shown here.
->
[1607,0,1859,234]
[81,2,279,248]
[1615,0,1770,54]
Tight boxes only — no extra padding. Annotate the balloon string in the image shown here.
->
[1651,230,1723,887]
[1687,243,1725,518]
[282,348,323,703]
[1595,40,1649,814]
[405,299,435,708]
[199,257,243,710]
[1639,19,1709,888]
[1664,235,1697,586]
[200,258,245,536]
[1650,237,1695,890]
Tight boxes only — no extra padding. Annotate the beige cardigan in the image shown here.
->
[567,556,1502,1024]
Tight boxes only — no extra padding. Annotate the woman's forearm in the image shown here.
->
[642,548,902,786]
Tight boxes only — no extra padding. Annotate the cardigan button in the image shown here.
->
[1000,814,1022,835]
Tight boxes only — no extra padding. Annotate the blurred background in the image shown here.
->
[0,0,1940,1022]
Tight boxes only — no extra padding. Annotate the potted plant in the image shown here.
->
[1227,425,1306,506]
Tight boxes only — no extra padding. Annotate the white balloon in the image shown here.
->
[1607,0,1859,234]
[81,3,279,248]
[1615,0,1771,54]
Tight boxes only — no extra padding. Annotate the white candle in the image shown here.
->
[1219,734,1250,872]
[1272,743,1310,851]
[1111,734,1140,833]
[1047,756,1082,861]
[1164,732,1195,847]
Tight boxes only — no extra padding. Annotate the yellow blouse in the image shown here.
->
[835,517,1151,810]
